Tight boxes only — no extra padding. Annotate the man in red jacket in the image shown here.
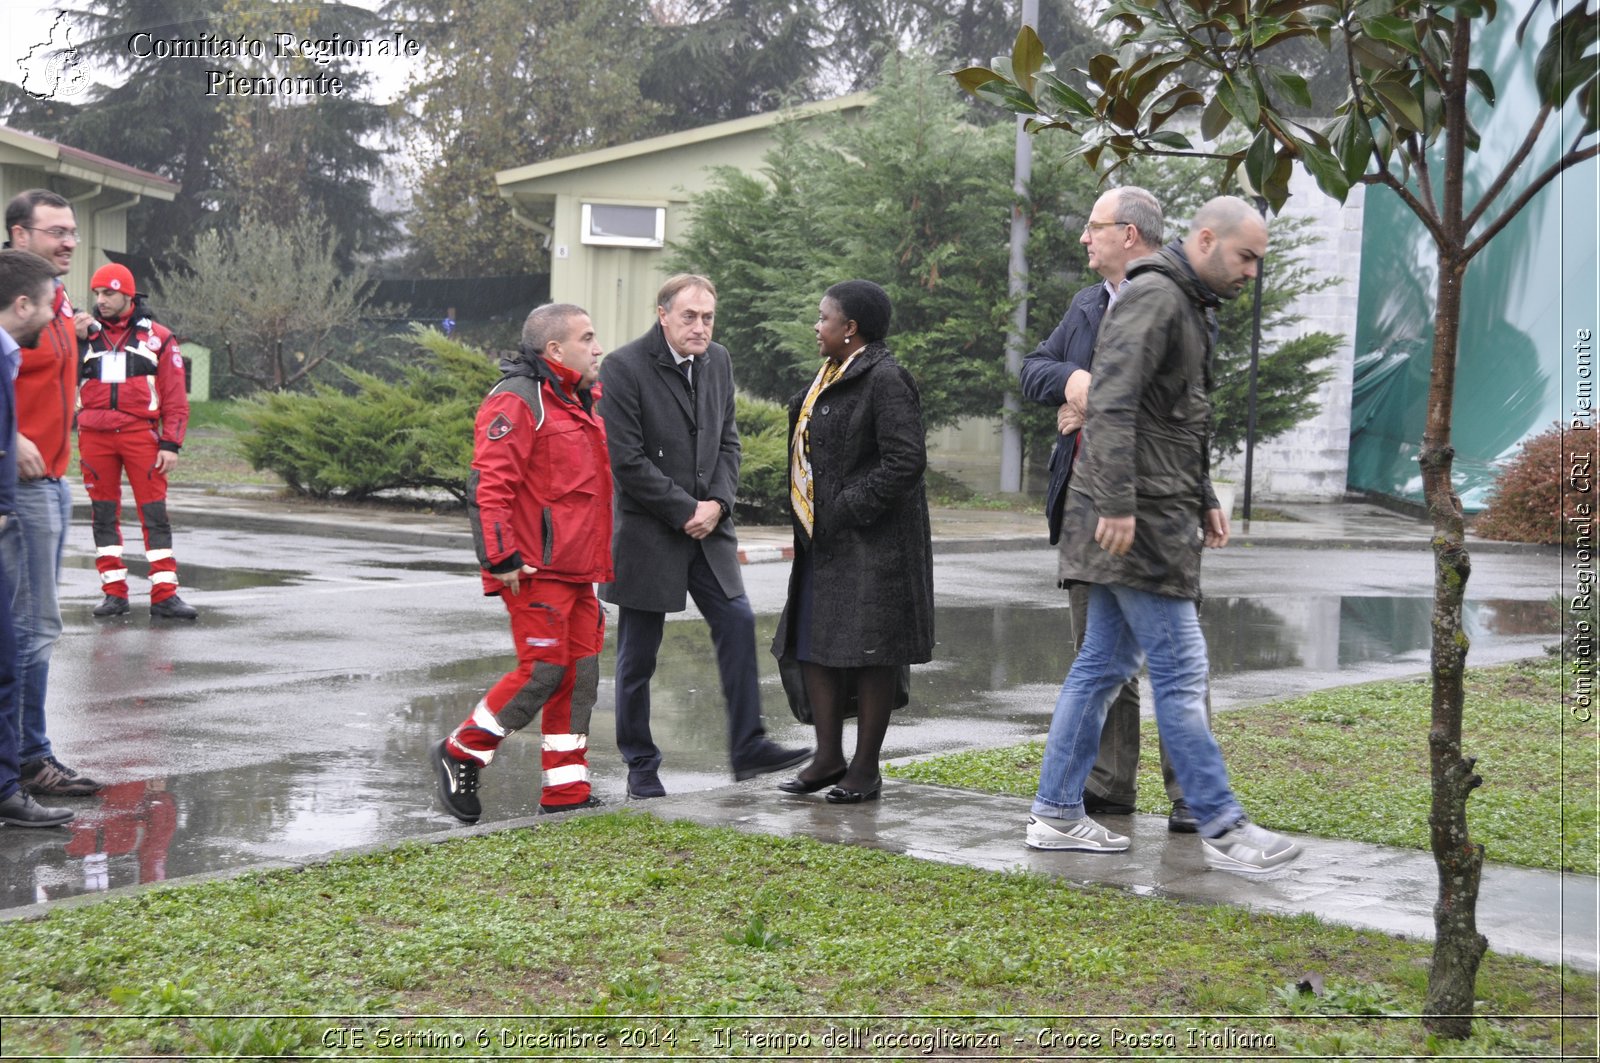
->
[431,303,611,822]
[3,189,102,798]
[79,263,196,620]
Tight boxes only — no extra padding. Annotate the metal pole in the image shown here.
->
[999,0,1038,494]
[1242,195,1268,523]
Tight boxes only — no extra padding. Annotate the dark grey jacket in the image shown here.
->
[598,322,744,613]
[772,343,934,667]
[1058,243,1222,600]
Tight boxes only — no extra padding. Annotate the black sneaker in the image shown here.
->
[539,794,604,815]
[20,756,103,797]
[92,595,130,618]
[0,790,73,827]
[432,739,481,823]
[150,595,198,620]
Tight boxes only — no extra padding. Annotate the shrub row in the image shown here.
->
[239,328,797,522]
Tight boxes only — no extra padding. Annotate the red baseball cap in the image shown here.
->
[90,263,137,295]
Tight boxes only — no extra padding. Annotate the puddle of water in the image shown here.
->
[64,556,308,591]
[0,594,1556,911]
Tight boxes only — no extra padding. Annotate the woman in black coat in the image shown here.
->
[772,280,934,802]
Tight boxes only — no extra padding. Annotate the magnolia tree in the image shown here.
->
[953,0,1596,1039]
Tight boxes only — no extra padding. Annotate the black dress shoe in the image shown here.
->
[0,790,74,828]
[1083,790,1136,816]
[1168,799,1199,833]
[539,794,604,815]
[92,595,129,618]
[776,767,847,795]
[150,595,198,620]
[824,776,882,804]
[733,742,811,782]
[626,769,665,799]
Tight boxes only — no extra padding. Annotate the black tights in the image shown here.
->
[798,663,896,791]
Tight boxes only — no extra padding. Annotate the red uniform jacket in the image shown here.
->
[469,354,613,593]
[79,309,189,450]
[15,283,77,477]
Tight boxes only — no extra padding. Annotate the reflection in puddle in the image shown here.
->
[64,557,308,591]
[2,594,1556,910]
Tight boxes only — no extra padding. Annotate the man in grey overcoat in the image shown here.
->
[599,274,808,798]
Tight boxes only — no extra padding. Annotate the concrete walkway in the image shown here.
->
[36,484,1588,973]
[623,778,1596,973]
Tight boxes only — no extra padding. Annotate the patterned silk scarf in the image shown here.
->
[789,351,858,536]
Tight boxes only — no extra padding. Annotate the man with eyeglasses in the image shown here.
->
[1020,186,1198,834]
[1,190,103,799]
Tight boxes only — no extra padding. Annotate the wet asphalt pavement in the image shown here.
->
[0,494,1589,972]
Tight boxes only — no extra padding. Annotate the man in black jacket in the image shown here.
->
[1020,187,1198,833]
[598,275,807,798]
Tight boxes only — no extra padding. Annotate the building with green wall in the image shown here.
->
[494,93,870,350]
[1347,6,1598,509]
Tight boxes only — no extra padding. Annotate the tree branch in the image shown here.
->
[1464,107,1551,233]
[1414,25,1448,88]
[1464,143,1600,262]
[1411,131,1437,213]
[1129,146,1240,162]
[1366,168,1452,248]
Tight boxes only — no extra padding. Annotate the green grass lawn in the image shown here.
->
[175,399,283,488]
[888,657,1596,873]
[0,814,1590,1059]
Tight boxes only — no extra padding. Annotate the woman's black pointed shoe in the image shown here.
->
[824,776,882,804]
[777,767,848,795]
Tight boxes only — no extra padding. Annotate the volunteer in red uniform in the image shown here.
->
[431,302,612,822]
[79,263,196,620]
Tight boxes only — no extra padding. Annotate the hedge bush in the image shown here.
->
[1474,422,1595,546]
[732,393,791,525]
[239,328,797,519]
[238,328,498,502]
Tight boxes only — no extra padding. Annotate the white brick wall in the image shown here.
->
[1215,170,1364,500]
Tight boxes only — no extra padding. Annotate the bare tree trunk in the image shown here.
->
[1420,252,1487,1038]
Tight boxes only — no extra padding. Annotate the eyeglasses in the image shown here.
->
[1082,220,1130,233]
[22,226,79,241]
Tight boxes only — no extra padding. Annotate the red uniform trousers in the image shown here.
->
[78,427,181,603]
[445,577,603,808]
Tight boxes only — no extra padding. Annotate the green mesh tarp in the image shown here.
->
[1347,7,1598,510]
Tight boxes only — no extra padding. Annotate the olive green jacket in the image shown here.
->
[1058,243,1222,600]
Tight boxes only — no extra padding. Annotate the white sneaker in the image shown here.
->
[1025,814,1130,852]
[1201,820,1302,874]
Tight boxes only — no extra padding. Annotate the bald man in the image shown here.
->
[1024,196,1302,875]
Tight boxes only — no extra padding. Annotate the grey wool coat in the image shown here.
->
[597,322,745,613]
[771,342,934,667]
[1058,242,1223,600]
